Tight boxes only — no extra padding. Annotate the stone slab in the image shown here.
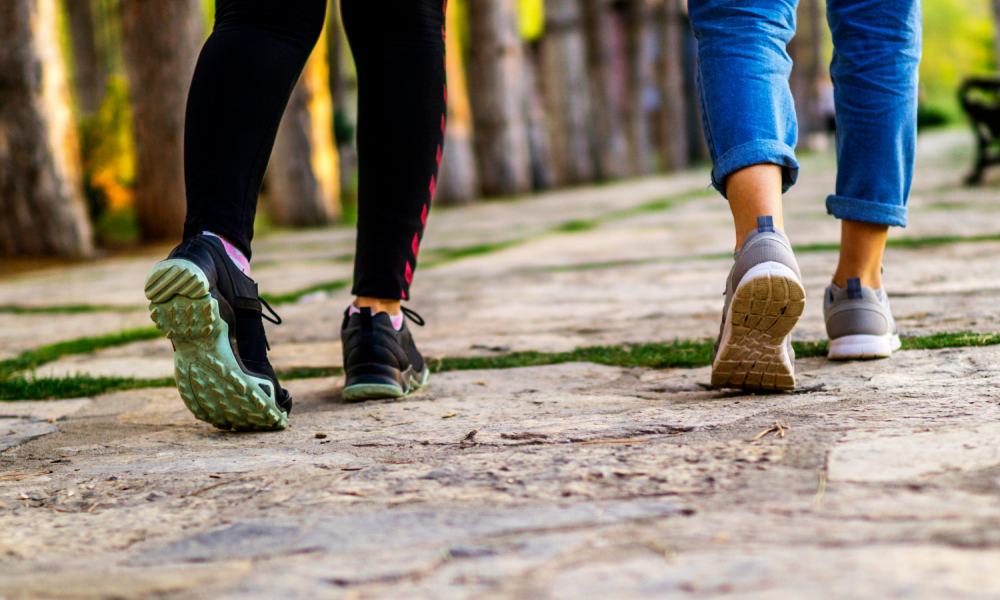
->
[828,424,1000,482]
[1,345,999,597]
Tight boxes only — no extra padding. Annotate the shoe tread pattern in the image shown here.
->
[145,260,288,430]
[712,273,805,391]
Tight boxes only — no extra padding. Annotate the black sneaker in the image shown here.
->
[144,234,291,430]
[341,306,429,401]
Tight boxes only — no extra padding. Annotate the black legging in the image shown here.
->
[184,0,446,300]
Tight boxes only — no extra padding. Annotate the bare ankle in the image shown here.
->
[832,220,889,289]
[725,164,784,250]
[354,297,401,315]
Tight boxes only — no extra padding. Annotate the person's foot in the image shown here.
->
[144,234,291,430]
[341,306,428,401]
[711,217,806,391]
[824,278,900,360]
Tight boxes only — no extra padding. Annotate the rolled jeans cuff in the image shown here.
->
[711,140,799,198]
[825,195,908,227]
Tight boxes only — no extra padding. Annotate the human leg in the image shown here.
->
[727,164,784,251]
[822,0,920,359]
[183,0,327,257]
[342,0,446,304]
[689,0,806,390]
[339,0,446,400]
[146,0,327,430]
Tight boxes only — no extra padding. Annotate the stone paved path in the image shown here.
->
[2,129,1000,599]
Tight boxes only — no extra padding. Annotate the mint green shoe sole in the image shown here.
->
[145,259,288,431]
[342,368,429,402]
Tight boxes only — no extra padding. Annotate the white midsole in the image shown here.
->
[828,333,901,359]
[712,261,802,371]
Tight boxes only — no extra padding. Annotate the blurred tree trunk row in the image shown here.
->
[1,0,834,256]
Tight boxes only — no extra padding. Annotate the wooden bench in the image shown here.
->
[960,76,1000,184]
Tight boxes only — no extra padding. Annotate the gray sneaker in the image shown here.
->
[711,217,806,391]
[824,278,900,360]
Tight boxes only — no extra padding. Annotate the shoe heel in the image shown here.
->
[827,334,900,360]
[144,259,211,304]
[145,259,288,431]
[712,263,805,391]
[343,363,406,402]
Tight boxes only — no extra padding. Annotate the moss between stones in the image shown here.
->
[3,330,999,401]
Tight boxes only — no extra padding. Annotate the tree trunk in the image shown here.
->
[466,0,533,197]
[582,0,630,179]
[435,0,479,205]
[327,0,357,208]
[0,0,93,257]
[267,30,340,226]
[790,0,824,144]
[523,41,556,190]
[540,0,596,185]
[624,0,653,175]
[657,0,689,171]
[64,0,107,116]
[684,23,711,163]
[120,0,202,242]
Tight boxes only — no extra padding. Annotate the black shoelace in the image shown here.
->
[260,297,282,325]
[401,306,425,327]
[258,297,282,351]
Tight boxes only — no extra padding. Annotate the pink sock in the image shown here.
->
[203,231,250,276]
[349,304,404,331]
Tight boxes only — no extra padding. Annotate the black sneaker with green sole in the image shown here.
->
[341,306,428,402]
[144,234,291,430]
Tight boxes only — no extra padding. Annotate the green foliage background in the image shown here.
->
[920,0,996,122]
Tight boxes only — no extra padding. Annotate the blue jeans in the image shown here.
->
[689,0,921,227]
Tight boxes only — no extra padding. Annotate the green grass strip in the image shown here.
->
[551,193,702,235]
[539,232,1000,275]
[6,330,999,401]
[259,279,351,305]
[0,327,162,381]
[431,338,830,372]
[0,376,175,401]
[419,240,525,269]
[0,369,344,401]
[899,331,1000,350]
[432,338,715,372]
[0,304,143,315]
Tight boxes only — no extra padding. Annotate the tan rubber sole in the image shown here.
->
[711,266,806,391]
